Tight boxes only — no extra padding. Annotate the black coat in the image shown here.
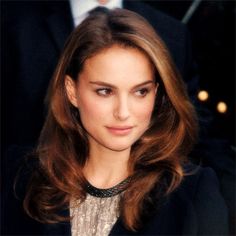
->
[2,146,229,235]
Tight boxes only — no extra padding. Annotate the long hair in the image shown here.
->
[23,8,198,231]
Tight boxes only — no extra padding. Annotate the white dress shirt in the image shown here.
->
[69,0,123,26]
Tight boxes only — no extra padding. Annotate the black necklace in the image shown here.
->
[86,177,131,198]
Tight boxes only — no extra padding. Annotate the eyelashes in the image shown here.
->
[134,88,150,97]
[96,88,113,96]
[95,87,151,97]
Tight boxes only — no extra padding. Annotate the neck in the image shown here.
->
[83,139,130,189]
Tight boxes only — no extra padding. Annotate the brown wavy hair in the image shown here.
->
[23,8,198,231]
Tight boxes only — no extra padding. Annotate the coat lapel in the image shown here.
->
[109,217,135,235]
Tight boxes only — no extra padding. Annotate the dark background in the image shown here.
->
[143,0,235,146]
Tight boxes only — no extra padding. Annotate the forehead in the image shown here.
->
[79,45,155,85]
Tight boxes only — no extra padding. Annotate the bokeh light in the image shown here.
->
[217,101,227,113]
[198,90,209,101]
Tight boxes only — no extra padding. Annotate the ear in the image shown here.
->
[65,75,79,108]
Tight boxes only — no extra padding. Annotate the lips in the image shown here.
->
[106,126,133,135]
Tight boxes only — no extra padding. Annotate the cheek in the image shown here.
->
[133,99,155,123]
[136,107,154,123]
[78,96,110,122]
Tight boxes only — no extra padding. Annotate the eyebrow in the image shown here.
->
[89,80,155,89]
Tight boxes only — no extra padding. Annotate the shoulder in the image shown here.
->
[2,145,43,235]
[172,164,229,234]
[4,145,35,177]
[4,145,37,199]
[124,1,189,78]
[180,164,226,201]
[2,2,46,27]
[124,1,187,42]
[121,165,229,235]
[180,164,220,195]
[2,1,70,32]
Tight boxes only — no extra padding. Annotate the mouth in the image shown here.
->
[106,126,133,136]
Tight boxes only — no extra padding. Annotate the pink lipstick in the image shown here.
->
[106,126,133,135]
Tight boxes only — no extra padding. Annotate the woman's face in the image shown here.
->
[66,45,157,152]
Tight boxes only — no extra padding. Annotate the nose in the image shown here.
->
[113,95,130,121]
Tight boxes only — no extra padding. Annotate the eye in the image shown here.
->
[135,88,150,97]
[96,88,113,96]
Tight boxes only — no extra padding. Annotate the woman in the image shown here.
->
[16,8,227,235]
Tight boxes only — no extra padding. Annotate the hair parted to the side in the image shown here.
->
[23,8,198,231]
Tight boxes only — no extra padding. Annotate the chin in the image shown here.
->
[103,140,134,152]
[89,134,137,152]
[106,144,132,152]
